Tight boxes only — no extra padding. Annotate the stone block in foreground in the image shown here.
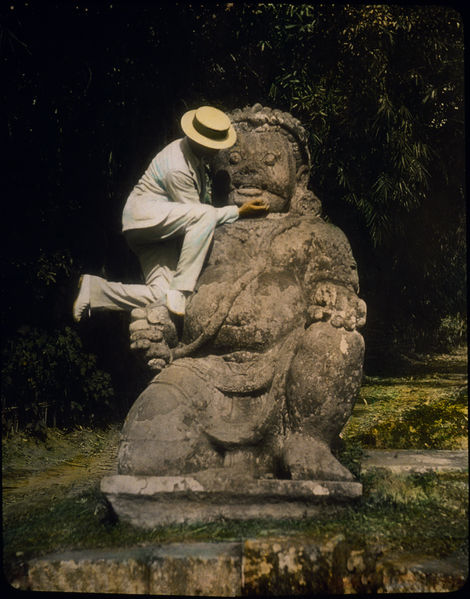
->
[25,548,149,594]
[20,538,467,595]
[100,475,362,528]
[24,543,242,596]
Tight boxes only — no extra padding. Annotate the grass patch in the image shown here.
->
[3,470,467,571]
[344,376,468,449]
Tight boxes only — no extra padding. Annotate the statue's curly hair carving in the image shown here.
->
[228,103,311,173]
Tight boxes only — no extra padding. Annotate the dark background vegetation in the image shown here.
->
[1,2,466,431]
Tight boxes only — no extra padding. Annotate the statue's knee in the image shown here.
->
[118,364,222,475]
[118,381,193,474]
[286,322,364,429]
[121,380,187,434]
[295,321,364,368]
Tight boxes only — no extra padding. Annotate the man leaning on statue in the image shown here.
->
[73,105,269,322]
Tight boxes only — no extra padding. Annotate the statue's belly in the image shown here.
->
[185,269,307,351]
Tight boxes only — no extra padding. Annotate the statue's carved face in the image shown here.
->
[211,131,298,213]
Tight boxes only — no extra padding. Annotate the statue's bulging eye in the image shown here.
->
[264,153,277,166]
[229,151,242,165]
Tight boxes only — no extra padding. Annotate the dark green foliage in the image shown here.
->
[335,440,364,479]
[1,326,114,432]
[429,315,467,352]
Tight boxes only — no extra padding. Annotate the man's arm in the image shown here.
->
[165,169,268,224]
[215,197,270,227]
[214,198,270,226]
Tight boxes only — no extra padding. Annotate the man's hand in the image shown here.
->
[238,198,269,217]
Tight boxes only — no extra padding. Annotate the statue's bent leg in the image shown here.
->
[283,321,365,480]
[117,363,223,476]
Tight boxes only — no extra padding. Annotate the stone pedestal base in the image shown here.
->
[100,475,362,528]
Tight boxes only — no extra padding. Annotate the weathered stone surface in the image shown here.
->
[242,535,342,595]
[242,535,385,595]
[361,449,469,474]
[148,542,241,596]
[21,537,467,595]
[101,475,362,527]
[379,551,468,593]
[24,543,241,596]
[110,104,368,529]
[242,537,468,595]
[26,547,149,594]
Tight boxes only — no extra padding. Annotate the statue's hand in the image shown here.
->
[308,282,366,331]
[130,332,171,372]
[129,304,178,372]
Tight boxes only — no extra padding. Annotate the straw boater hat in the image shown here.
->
[181,106,237,150]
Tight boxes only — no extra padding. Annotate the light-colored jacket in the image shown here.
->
[122,137,238,232]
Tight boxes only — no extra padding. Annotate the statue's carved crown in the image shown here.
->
[228,103,311,173]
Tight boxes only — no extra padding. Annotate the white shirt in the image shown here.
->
[122,137,239,231]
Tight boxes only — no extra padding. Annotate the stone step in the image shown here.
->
[13,536,467,595]
[99,451,468,529]
[361,449,468,474]
[100,475,363,528]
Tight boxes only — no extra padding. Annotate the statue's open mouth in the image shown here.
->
[230,187,264,207]
[236,187,263,197]
[230,186,287,212]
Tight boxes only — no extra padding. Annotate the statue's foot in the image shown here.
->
[190,466,258,487]
[281,432,354,481]
[189,449,272,484]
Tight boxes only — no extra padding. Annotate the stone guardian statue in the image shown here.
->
[117,104,366,484]
[102,105,367,527]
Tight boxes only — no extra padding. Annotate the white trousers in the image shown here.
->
[89,203,219,311]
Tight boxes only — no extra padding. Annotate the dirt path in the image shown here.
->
[397,345,467,375]
[2,427,120,512]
